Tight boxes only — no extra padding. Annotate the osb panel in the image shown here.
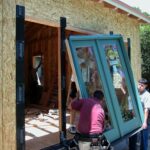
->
[0,1,136,149]
[24,0,141,80]
[0,2,2,150]
[15,0,25,6]
[2,0,19,149]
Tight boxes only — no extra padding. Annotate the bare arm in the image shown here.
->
[142,108,149,129]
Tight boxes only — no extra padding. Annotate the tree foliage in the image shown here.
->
[140,24,150,81]
[133,7,150,88]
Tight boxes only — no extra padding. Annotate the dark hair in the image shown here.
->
[138,78,149,85]
[69,82,77,98]
[93,90,104,100]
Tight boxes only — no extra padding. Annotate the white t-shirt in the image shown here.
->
[140,90,150,110]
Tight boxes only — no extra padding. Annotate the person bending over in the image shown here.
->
[71,90,105,150]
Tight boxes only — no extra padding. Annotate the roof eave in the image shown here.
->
[93,0,150,24]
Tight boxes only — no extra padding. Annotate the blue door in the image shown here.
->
[67,34,143,142]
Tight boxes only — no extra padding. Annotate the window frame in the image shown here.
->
[67,34,143,142]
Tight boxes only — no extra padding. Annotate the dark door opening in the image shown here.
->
[25,21,61,150]
[25,22,59,108]
[24,21,83,150]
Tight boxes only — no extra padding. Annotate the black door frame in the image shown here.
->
[16,5,25,150]
[16,5,69,149]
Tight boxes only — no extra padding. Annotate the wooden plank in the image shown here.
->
[57,27,62,131]
[117,8,128,15]
[40,37,51,106]
[25,16,100,35]
[48,31,59,107]
[104,1,116,9]
[25,16,60,28]
[65,40,80,93]
[66,79,72,107]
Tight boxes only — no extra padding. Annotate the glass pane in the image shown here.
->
[33,55,43,86]
[76,46,113,131]
[104,44,135,122]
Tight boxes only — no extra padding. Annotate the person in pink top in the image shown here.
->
[71,90,105,150]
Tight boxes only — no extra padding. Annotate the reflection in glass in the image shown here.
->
[33,56,43,86]
[104,44,135,121]
[76,47,112,131]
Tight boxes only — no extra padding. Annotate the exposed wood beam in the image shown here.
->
[114,7,118,11]
[103,2,116,9]
[92,0,104,3]
[91,0,150,24]
[117,8,128,15]
[103,0,150,23]
[128,14,139,20]
[127,13,131,16]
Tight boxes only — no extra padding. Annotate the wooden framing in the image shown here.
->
[1,0,149,149]
[24,18,95,134]
[25,16,101,35]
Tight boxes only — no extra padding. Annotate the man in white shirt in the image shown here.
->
[138,78,150,150]
[129,78,150,150]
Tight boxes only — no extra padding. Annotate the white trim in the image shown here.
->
[103,0,150,24]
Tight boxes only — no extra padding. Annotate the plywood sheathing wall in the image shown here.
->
[0,0,17,150]
[0,2,2,150]
[25,0,141,80]
[0,0,143,149]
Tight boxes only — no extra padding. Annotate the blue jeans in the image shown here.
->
[140,128,148,150]
[129,128,149,150]
[129,134,137,150]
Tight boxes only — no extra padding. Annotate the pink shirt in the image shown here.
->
[71,98,105,134]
